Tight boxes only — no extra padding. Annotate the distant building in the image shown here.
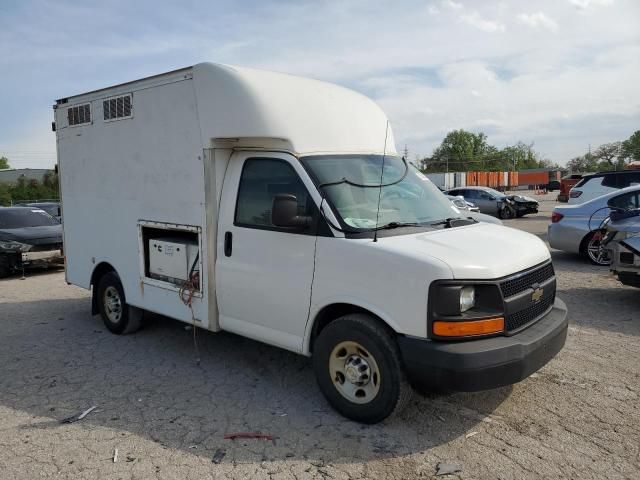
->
[0,168,53,184]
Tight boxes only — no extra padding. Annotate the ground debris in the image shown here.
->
[224,431,277,445]
[60,406,97,424]
[436,462,463,476]
[212,448,226,464]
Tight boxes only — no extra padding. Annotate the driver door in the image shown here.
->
[216,152,318,353]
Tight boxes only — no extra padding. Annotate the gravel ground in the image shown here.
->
[1,193,639,479]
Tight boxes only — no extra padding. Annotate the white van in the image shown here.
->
[54,63,568,423]
[569,170,640,204]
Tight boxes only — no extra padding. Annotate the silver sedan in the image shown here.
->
[548,185,640,265]
[446,195,503,225]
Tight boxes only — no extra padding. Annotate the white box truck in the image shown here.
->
[54,63,568,423]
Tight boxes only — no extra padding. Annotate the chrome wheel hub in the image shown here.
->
[344,355,371,385]
[329,341,381,404]
[104,286,122,323]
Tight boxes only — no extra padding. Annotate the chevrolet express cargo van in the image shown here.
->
[53,63,568,423]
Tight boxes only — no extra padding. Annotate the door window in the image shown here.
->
[618,172,640,188]
[235,158,313,231]
[463,190,478,199]
[609,191,640,210]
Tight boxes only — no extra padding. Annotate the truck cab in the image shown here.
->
[54,63,568,423]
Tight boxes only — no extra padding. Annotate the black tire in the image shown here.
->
[581,231,611,266]
[312,314,412,424]
[499,207,515,220]
[0,255,11,278]
[97,271,142,334]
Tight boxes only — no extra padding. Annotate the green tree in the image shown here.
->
[426,130,496,172]
[0,156,10,169]
[0,183,11,205]
[500,142,552,170]
[421,132,554,172]
[566,153,599,173]
[620,130,640,163]
[592,142,623,170]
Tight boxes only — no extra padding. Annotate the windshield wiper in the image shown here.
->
[377,221,420,230]
[430,217,477,228]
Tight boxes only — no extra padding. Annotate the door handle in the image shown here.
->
[224,231,233,257]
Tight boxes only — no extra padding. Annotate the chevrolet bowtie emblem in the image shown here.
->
[532,287,544,303]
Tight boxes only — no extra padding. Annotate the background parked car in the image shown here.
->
[568,170,640,204]
[548,185,640,265]
[546,180,561,192]
[446,194,480,212]
[0,207,63,277]
[445,195,503,225]
[23,202,61,221]
[446,186,539,218]
[557,174,582,202]
[605,210,640,288]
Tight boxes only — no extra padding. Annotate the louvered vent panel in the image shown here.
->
[103,94,132,121]
[67,103,91,126]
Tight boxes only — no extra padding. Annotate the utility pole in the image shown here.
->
[403,144,409,159]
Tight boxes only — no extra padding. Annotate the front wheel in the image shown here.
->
[499,206,515,219]
[312,314,412,424]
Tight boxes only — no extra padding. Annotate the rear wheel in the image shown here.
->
[97,272,142,334]
[583,231,611,266]
[312,314,412,424]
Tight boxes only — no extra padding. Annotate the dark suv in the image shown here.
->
[0,207,63,277]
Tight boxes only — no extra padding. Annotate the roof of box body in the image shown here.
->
[56,62,396,156]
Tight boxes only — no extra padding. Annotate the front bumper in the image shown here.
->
[609,241,640,287]
[21,249,64,265]
[516,204,539,214]
[398,298,568,392]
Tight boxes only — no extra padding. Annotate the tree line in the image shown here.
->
[566,130,640,173]
[418,129,639,173]
[0,156,60,206]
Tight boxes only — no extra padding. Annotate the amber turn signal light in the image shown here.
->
[433,317,504,338]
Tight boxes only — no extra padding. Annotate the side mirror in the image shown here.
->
[272,194,312,229]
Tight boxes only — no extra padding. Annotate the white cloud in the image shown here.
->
[568,0,614,9]
[442,0,463,10]
[517,12,559,32]
[1,0,639,168]
[461,12,506,32]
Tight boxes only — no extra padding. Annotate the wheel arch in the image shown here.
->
[90,262,117,314]
[305,302,398,355]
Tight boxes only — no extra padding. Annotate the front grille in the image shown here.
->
[620,252,635,265]
[506,294,555,332]
[29,243,63,252]
[500,263,555,298]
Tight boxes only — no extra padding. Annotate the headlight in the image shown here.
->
[0,241,33,252]
[460,286,475,312]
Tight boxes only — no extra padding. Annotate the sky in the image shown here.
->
[0,0,639,169]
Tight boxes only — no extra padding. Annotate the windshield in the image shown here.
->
[483,188,506,199]
[0,208,60,229]
[301,154,460,230]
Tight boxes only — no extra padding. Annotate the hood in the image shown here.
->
[377,223,549,279]
[0,225,63,245]
[511,194,539,204]
[464,211,503,225]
